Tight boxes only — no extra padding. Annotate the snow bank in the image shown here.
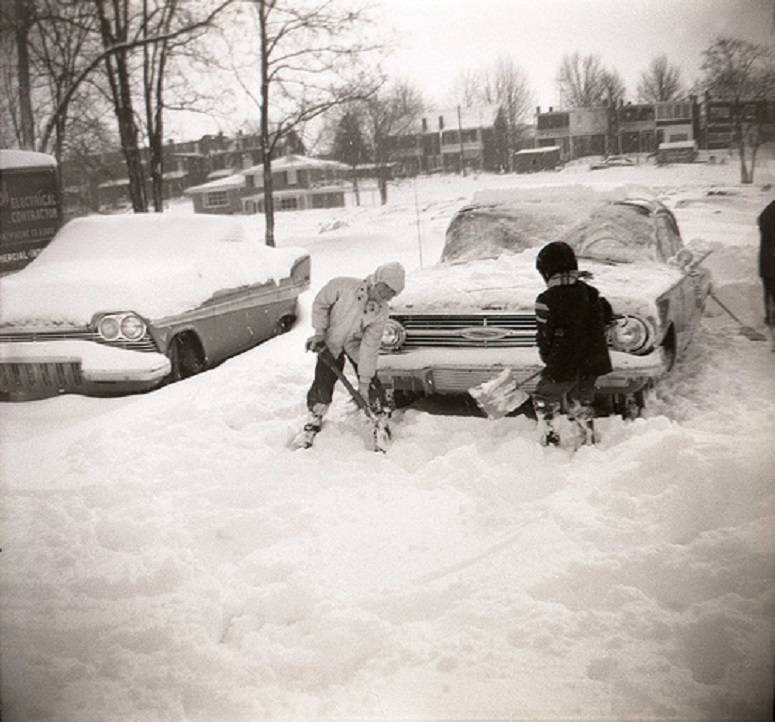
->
[1,162,773,722]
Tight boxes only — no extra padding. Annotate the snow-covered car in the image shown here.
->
[377,186,712,415]
[590,155,636,170]
[0,214,310,399]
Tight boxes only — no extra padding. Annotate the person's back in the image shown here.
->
[757,199,775,351]
[536,276,612,381]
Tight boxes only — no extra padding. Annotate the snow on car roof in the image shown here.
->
[0,149,57,170]
[0,213,308,326]
[442,185,664,263]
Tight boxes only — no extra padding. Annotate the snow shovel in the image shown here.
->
[709,291,767,341]
[468,368,542,420]
[317,347,391,453]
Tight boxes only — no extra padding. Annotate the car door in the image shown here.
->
[655,210,708,351]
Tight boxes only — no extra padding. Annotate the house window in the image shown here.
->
[287,168,298,185]
[279,196,298,210]
[204,190,228,208]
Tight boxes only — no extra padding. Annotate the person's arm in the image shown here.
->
[310,279,340,335]
[356,312,387,384]
[535,292,572,376]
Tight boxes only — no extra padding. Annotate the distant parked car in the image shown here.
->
[0,214,310,399]
[590,155,635,170]
[377,188,711,416]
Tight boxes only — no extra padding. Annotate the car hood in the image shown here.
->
[0,247,307,327]
[390,249,685,318]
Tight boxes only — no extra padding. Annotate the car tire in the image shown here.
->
[274,314,296,336]
[166,334,205,382]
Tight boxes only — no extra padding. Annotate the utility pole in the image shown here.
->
[457,105,466,176]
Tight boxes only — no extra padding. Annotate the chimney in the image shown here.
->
[548,106,553,113]
[536,106,541,114]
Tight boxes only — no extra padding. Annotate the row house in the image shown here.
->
[534,93,775,161]
[389,105,499,175]
[700,94,775,150]
[535,106,609,159]
[59,129,304,212]
[183,154,350,214]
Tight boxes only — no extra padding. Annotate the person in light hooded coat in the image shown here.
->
[302,262,406,431]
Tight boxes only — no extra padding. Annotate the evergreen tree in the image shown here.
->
[332,110,369,205]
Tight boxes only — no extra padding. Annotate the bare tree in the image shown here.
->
[11,0,36,148]
[700,36,775,183]
[600,68,626,107]
[556,51,606,108]
[362,79,424,204]
[492,58,533,170]
[637,54,683,102]
[237,0,382,246]
[449,67,488,108]
[449,57,533,170]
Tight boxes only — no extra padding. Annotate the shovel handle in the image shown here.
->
[709,291,745,325]
[316,347,374,418]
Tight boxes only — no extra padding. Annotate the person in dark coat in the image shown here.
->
[757,199,775,350]
[533,241,613,446]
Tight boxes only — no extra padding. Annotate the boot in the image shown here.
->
[534,399,562,446]
[569,401,597,446]
[303,403,328,432]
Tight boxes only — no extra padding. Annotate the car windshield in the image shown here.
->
[560,203,662,264]
[442,198,609,263]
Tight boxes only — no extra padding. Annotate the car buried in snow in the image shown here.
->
[377,186,712,416]
[0,214,310,399]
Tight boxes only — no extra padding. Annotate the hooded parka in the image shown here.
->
[311,262,405,385]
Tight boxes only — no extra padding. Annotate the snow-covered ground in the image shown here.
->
[1,157,774,721]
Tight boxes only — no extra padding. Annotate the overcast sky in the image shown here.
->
[376,0,775,111]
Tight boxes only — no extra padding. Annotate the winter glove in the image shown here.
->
[305,333,326,352]
[358,380,371,401]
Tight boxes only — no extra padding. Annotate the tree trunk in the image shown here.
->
[96,0,147,212]
[378,171,387,205]
[115,58,148,211]
[258,0,275,246]
[14,0,35,149]
[351,164,360,206]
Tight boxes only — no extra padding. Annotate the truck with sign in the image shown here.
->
[0,149,62,275]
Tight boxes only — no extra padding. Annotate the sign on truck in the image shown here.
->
[0,149,62,274]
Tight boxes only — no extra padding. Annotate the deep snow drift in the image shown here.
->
[1,158,774,721]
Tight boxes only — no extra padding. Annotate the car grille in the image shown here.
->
[0,361,83,392]
[0,328,159,352]
[392,314,537,348]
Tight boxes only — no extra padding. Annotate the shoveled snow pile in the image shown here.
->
[0,160,773,722]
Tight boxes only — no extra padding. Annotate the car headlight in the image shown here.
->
[96,312,147,342]
[381,319,406,351]
[120,314,146,340]
[607,315,653,354]
[98,315,121,341]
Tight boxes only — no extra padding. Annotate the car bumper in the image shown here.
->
[377,347,667,396]
[0,340,171,398]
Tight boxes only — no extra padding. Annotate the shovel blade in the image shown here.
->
[738,326,767,342]
[469,368,532,419]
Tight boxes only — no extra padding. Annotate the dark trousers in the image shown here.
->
[306,352,387,411]
[532,372,597,421]
[763,275,775,327]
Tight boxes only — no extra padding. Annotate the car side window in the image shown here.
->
[655,214,682,261]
